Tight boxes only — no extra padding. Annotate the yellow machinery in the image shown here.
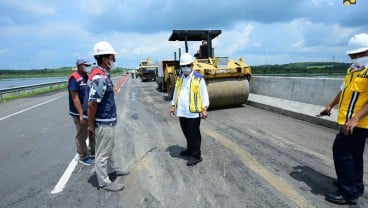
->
[163,30,252,108]
[135,68,141,78]
[138,58,158,81]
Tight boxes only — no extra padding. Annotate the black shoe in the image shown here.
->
[332,180,363,196]
[180,150,191,157]
[186,157,202,166]
[325,192,357,205]
[333,180,338,187]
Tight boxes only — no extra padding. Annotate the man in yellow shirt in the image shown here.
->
[321,33,368,205]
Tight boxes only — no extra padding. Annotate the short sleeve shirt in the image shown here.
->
[68,78,79,92]
[88,74,107,103]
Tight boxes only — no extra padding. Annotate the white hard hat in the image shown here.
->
[346,33,368,55]
[93,41,116,56]
[180,53,194,65]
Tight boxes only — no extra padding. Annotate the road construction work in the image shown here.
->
[0,76,367,208]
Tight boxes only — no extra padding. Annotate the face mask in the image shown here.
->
[351,56,368,67]
[181,66,192,75]
[83,66,92,73]
[108,60,117,70]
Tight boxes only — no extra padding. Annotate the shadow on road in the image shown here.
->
[87,173,119,190]
[290,165,336,196]
[163,96,171,102]
[166,145,189,160]
[87,174,99,189]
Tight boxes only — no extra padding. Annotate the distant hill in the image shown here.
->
[0,67,127,79]
[0,67,72,78]
[251,62,351,75]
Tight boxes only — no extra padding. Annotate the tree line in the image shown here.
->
[0,67,127,79]
[0,62,352,79]
[251,62,351,75]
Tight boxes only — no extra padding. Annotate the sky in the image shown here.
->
[0,0,367,70]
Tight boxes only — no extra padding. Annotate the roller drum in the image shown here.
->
[206,77,249,109]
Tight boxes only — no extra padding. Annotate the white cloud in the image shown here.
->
[218,24,254,55]
[292,41,304,48]
[0,0,367,69]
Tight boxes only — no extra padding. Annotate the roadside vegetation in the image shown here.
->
[251,62,350,76]
[0,62,349,102]
[0,67,128,79]
[0,83,67,102]
[0,62,351,79]
[0,67,129,102]
[0,62,350,79]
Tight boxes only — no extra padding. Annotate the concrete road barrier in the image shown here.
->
[248,76,343,129]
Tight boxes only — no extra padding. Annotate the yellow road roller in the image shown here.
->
[163,30,252,108]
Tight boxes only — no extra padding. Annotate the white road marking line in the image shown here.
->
[1,95,89,194]
[51,154,79,194]
[51,140,91,194]
[0,96,61,121]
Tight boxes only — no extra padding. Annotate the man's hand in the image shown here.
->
[88,126,95,138]
[80,115,86,125]
[342,117,358,135]
[319,106,332,116]
[169,106,175,117]
[201,109,208,119]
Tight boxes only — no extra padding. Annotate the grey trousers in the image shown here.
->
[95,124,122,187]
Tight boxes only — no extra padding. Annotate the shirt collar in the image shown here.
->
[350,64,366,71]
[181,71,193,79]
[97,66,110,75]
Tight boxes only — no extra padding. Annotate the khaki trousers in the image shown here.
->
[72,116,89,159]
[95,124,122,187]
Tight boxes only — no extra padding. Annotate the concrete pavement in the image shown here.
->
[247,93,339,130]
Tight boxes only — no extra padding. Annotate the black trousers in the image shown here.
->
[333,127,368,199]
[179,117,201,158]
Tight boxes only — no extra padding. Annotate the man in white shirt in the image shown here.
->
[170,53,209,166]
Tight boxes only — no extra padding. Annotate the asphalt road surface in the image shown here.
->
[1,76,368,208]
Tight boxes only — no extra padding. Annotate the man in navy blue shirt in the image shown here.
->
[68,57,95,165]
[88,41,130,192]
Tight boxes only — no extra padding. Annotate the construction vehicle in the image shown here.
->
[156,60,178,93]
[135,68,140,78]
[156,61,166,92]
[160,30,252,108]
[138,58,158,81]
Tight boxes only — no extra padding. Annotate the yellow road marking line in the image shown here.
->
[204,128,314,208]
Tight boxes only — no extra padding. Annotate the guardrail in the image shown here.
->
[0,81,67,100]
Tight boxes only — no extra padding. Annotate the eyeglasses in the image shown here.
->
[181,64,191,68]
[109,56,116,62]
[104,55,115,62]
[349,51,368,59]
